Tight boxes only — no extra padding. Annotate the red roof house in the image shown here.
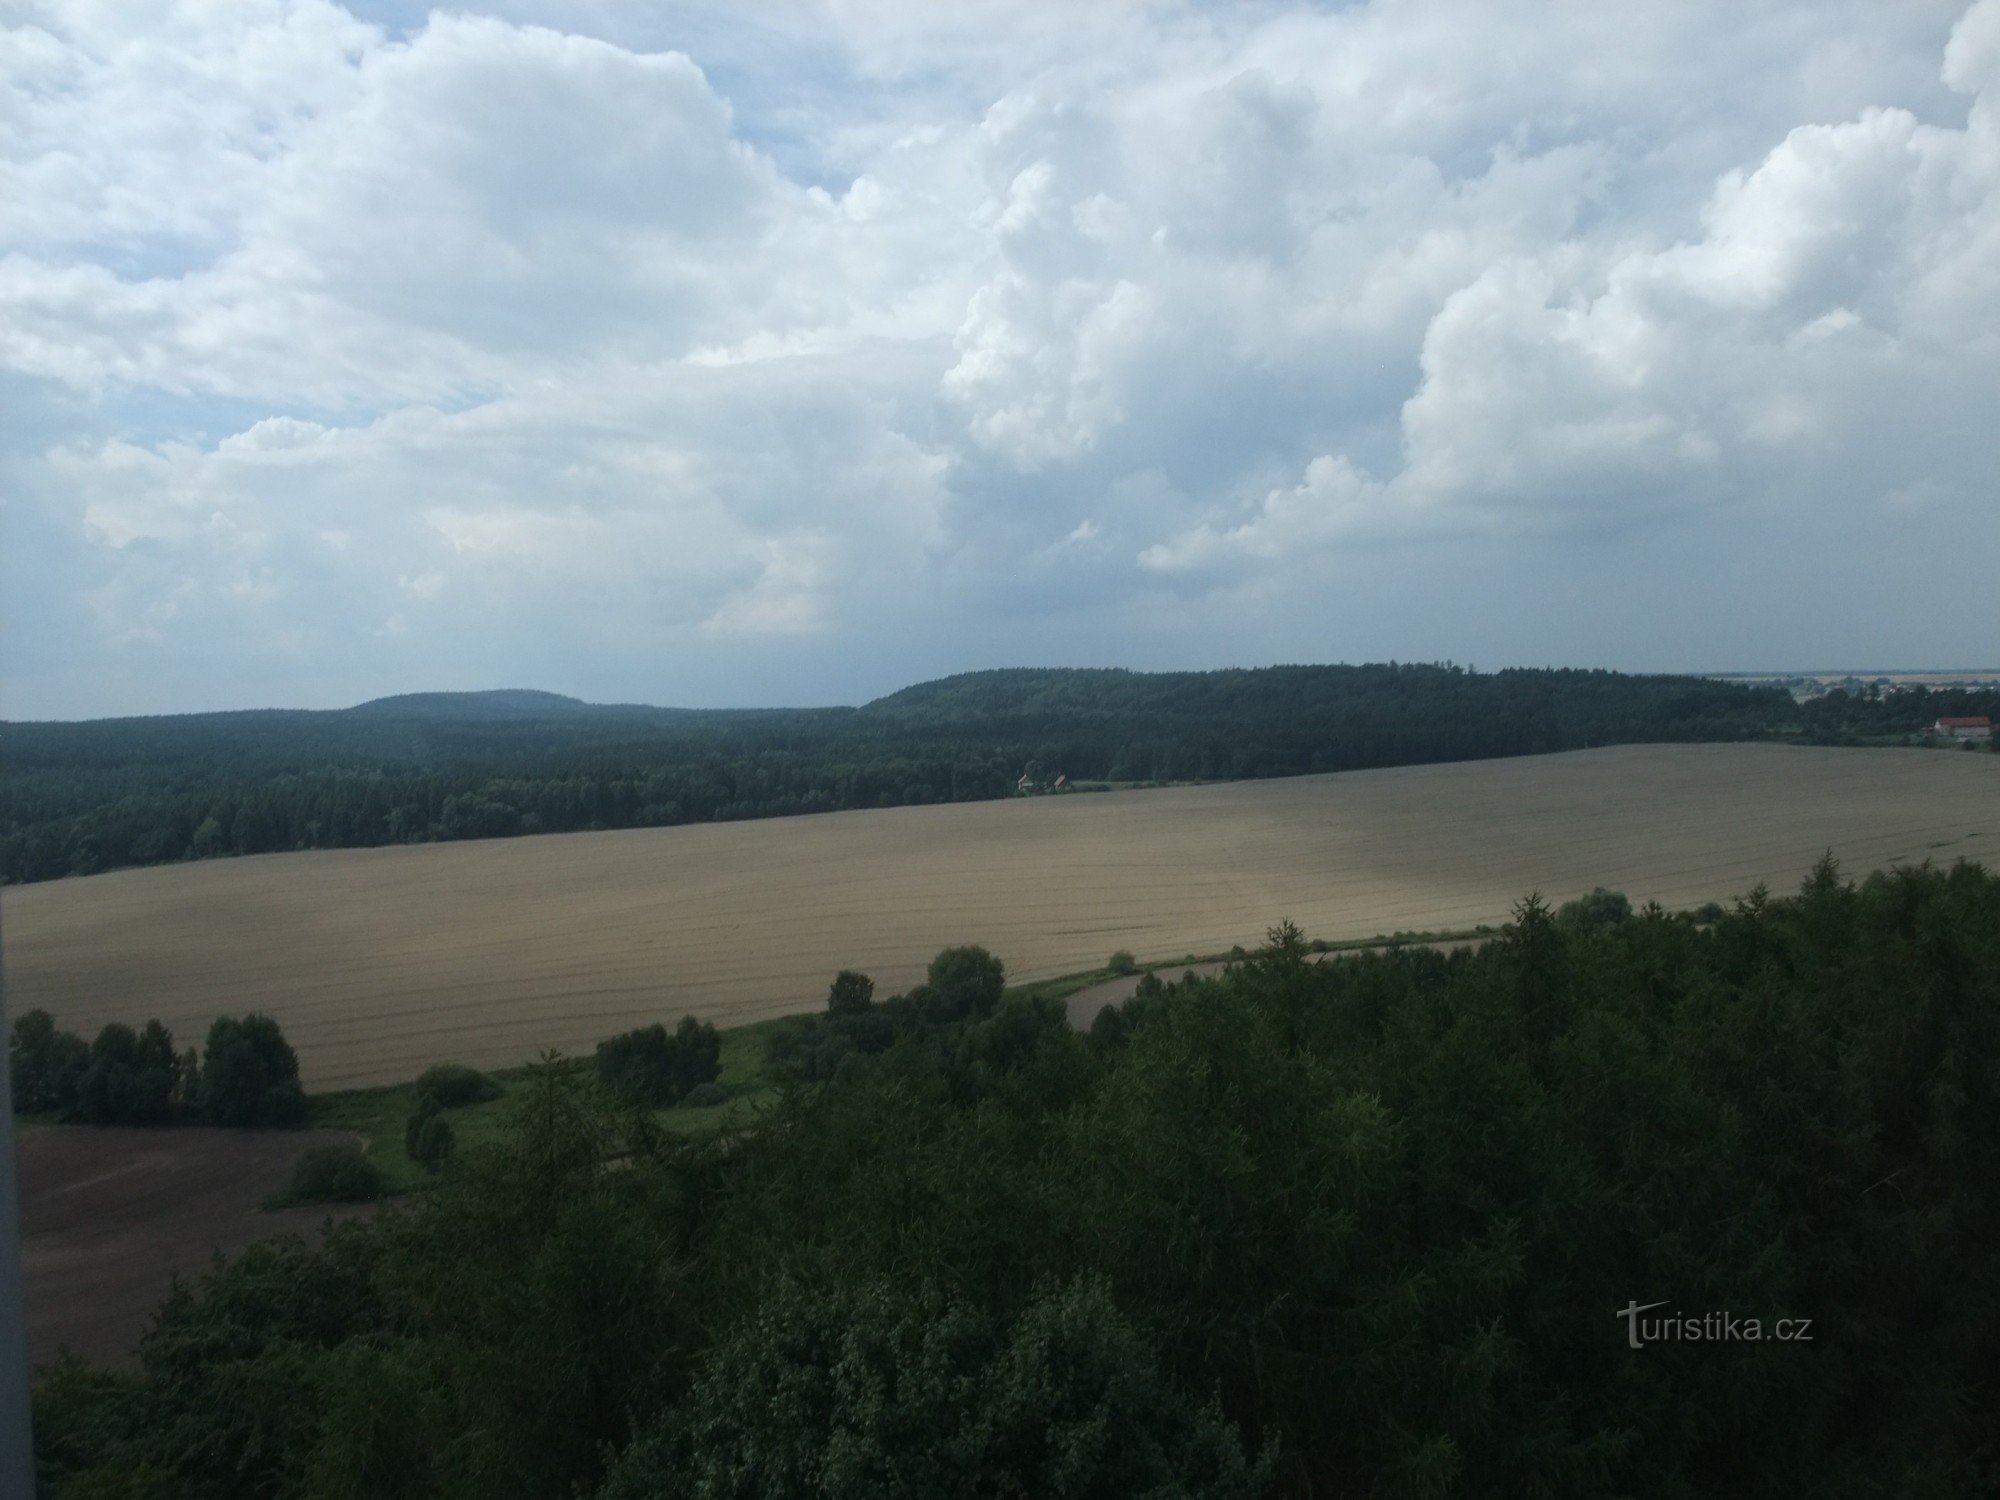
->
[1930,716,1992,738]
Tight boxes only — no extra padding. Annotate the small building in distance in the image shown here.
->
[1929,716,1993,740]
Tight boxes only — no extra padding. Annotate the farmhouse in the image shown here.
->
[1929,716,1993,740]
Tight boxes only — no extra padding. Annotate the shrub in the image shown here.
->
[404,1094,455,1172]
[1107,949,1139,975]
[595,1016,721,1108]
[412,1064,500,1108]
[409,1113,454,1174]
[678,1081,728,1110]
[280,1145,385,1205]
[1556,886,1633,934]
[596,1025,671,1105]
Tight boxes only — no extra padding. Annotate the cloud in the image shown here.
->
[2,0,1995,716]
[1142,0,2000,573]
[41,356,951,671]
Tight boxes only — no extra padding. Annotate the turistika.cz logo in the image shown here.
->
[1617,1301,1814,1349]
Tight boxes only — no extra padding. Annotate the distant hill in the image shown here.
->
[349,689,594,720]
[13,660,1957,886]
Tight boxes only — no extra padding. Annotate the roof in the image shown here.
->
[1936,716,1992,728]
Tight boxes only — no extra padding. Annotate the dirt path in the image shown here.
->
[17,1125,372,1368]
[1061,938,1487,1028]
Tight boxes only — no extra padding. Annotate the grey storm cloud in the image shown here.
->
[2,0,1996,717]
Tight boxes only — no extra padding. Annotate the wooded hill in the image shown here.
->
[3,662,1984,886]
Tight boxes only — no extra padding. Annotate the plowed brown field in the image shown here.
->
[17,1125,371,1367]
[6,745,1995,1091]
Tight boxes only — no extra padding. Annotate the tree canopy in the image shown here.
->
[33,857,2000,1497]
[199,1014,306,1127]
[3,663,1816,885]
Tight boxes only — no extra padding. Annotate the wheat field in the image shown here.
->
[5,744,1995,1090]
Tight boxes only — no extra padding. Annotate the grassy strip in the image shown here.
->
[300,1020,785,1198]
[306,1075,523,1196]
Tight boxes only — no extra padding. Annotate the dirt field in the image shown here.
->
[5,745,1995,1091]
[16,1125,370,1367]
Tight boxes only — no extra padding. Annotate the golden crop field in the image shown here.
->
[5,744,1996,1091]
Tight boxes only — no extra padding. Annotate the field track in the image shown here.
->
[5,745,1995,1091]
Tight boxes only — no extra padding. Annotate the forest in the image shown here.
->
[30,856,2000,1498]
[0,663,1841,884]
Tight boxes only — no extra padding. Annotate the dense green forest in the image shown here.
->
[34,858,2000,1497]
[8,665,1993,887]
[0,664,1822,884]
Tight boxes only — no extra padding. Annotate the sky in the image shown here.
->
[3,0,1997,719]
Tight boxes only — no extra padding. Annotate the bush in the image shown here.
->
[678,1081,728,1110]
[1107,949,1139,975]
[412,1064,500,1108]
[279,1145,385,1206]
[410,1114,454,1173]
[595,1025,671,1105]
[1556,886,1633,934]
[404,1095,455,1173]
[201,1014,306,1127]
[595,1016,722,1108]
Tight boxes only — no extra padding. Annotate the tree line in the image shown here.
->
[11,1010,306,1128]
[1797,682,2000,743]
[3,664,1814,884]
[32,856,2000,1497]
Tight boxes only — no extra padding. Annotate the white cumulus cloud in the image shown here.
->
[2,0,1994,716]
